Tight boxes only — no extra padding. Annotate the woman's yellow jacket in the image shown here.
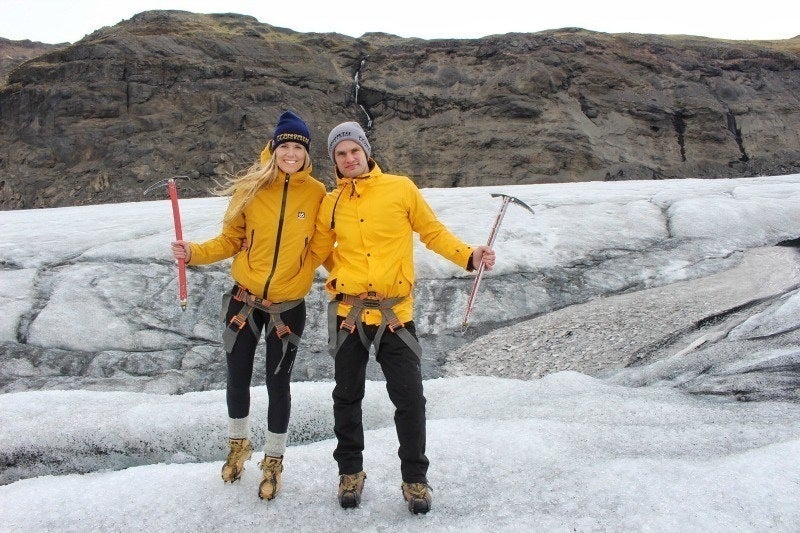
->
[188,164,326,302]
[309,161,473,324]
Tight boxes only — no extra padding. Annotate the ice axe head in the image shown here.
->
[143,176,189,197]
[490,193,535,215]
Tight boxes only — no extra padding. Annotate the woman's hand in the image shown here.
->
[171,240,191,262]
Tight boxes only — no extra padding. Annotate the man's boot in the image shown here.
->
[401,482,432,514]
[337,471,367,508]
[257,455,283,500]
[220,438,252,483]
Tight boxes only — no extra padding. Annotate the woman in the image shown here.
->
[171,110,326,500]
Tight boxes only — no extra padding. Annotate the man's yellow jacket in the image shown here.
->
[310,161,473,324]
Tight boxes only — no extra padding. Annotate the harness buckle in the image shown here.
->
[339,318,357,334]
[358,291,383,308]
[229,313,248,331]
[274,323,292,339]
[233,286,249,302]
[387,317,405,333]
[234,285,273,309]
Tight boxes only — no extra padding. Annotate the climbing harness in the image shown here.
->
[222,285,302,374]
[327,291,422,359]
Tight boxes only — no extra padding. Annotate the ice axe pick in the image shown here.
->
[462,193,534,331]
[144,176,189,311]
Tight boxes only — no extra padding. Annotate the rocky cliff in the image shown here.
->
[0,38,63,86]
[1,10,799,209]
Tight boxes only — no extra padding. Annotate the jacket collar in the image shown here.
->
[279,163,313,185]
[335,159,381,189]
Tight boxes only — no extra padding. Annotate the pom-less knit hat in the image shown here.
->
[272,110,310,151]
[327,121,371,161]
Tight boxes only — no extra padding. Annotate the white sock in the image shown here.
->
[228,417,250,440]
[264,431,287,457]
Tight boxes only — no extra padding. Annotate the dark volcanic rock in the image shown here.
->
[0,11,360,208]
[363,32,800,188]
[1,11,799,209]
[0,38,64,85]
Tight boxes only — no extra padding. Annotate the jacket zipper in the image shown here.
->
[300,236,308,270]
[262,174,291,298]
[247,229,255,262]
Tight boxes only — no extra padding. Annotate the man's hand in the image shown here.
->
[472,245,495,271]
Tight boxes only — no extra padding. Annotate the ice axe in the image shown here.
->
[144,176,189,311]
[462,193,534,332]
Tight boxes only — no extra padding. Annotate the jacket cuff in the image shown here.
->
[186,242,199,265]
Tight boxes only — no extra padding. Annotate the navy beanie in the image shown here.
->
[272,110,310,151]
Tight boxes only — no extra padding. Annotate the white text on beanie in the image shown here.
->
[327,122,371,161]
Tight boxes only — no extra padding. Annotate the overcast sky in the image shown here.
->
[1,0,798,44]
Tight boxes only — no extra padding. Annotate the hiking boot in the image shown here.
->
[401,482,432,514]
[337,471,367,508]
[257,455,283,500]
[220,438,252,483]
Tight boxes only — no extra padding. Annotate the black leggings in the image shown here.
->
[224,291,306,434]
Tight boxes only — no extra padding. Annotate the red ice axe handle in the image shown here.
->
[167,179,188,310]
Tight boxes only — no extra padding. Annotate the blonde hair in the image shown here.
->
[215,146,311,223]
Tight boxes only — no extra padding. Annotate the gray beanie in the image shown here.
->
[327,122,372,161]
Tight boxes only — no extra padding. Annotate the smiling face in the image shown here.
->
[333,140,370,178]
[274,141,307,174]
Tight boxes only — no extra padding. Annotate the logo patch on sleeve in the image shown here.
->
[297,212,306,219]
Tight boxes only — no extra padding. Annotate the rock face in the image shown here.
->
[0,38,63,85]
[1,10,799,209]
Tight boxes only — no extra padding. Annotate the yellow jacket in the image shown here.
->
[309,161,473,324]
[188,163,326,302]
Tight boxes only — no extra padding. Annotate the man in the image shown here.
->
[308,121,495,514]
